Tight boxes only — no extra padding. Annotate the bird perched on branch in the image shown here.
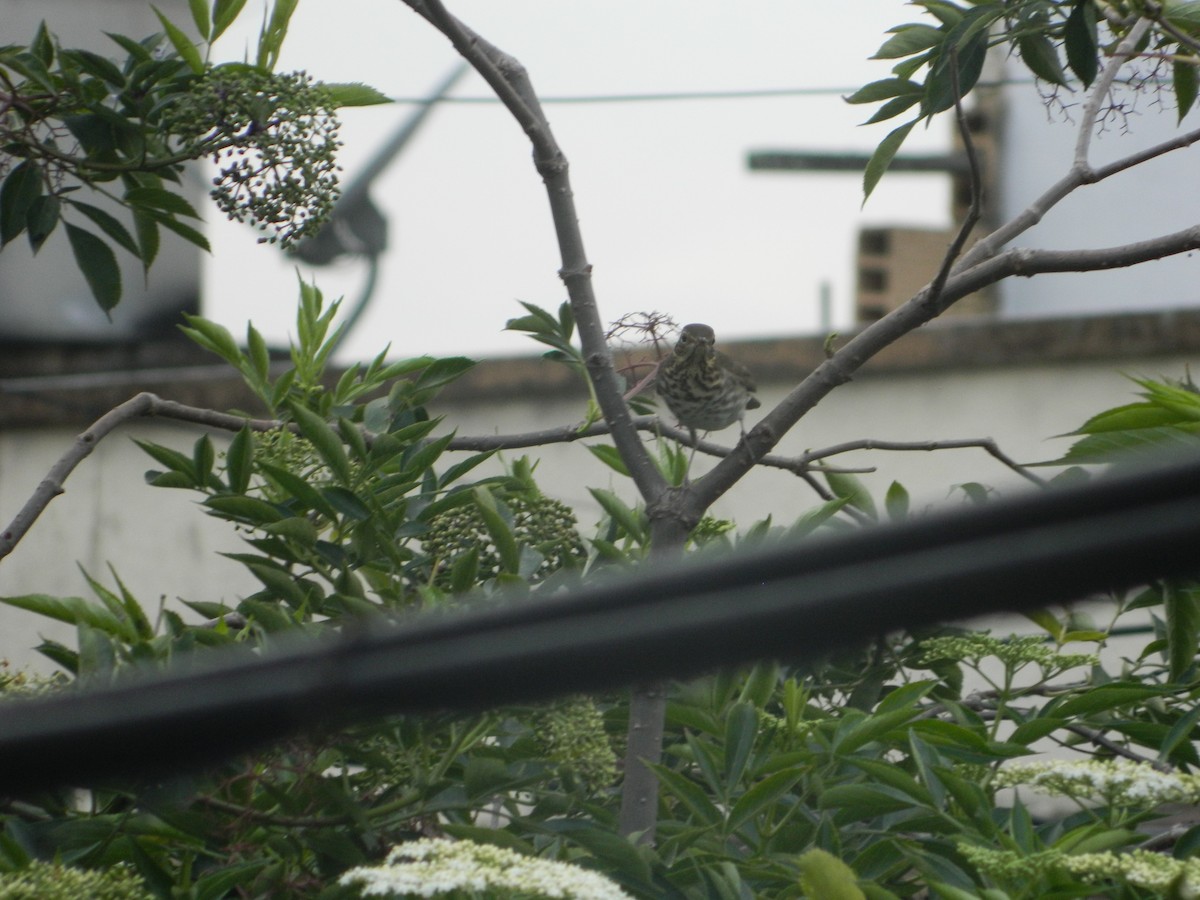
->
[655,323,760,446]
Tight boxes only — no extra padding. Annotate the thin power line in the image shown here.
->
[384,78,1042,105]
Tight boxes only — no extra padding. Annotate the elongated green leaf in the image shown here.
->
[1054,684,1166,718]
[225,425,254,493]
[133,441,194,482]
[290,403,351,482]
[0,593,129,637]
[65,223,122,313]
[588,487,647,543]
[204,495,286,525]
[126,186,202,219]
[145,208,211,252]
[1,161,42,246]
[1065,0,1099,87]
[68,201,140,258]
[863,120,916,200]
[153,7,204,73]
[212,0,250,41]
[188,0,212,40]
[871,24,944,60]
[180,314,242,366]
[25,195,59,253]
[1017,33,1067,87]
[824,471,877,520]
[1158,698,1200,765]
[1165,581,1200,682]
[853,78,924,110]
[1176,59,1200,123]
[258,461,338,519]
[647,764,723,826]
[884,481,909,522]
[257,0,299,69]
[586,443,630,477]
[472,488,520,575]
[818,783,917,819]
[322,82,391,107]
[725,768,804,834]
[723,702,758,789]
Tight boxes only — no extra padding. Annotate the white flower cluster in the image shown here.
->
[995,758,1200,806]
[339,838,633,900]
[918,633,1097,673]
[961,844,1200,895]
[1061,849,1200,895]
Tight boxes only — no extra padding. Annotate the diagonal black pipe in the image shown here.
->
[1,456,1198,792]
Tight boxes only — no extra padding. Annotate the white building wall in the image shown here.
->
[997,64,1200,318]
[2,350,1193,670]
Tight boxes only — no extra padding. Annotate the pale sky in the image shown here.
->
[204,1,953,360]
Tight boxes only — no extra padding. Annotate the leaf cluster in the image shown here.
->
[0,1,387,312]
[851,1,1200,198]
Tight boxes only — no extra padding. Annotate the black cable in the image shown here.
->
[0,455,1198,791]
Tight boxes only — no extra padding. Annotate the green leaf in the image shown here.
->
[818,783,917,819]
[1053,684,1167,718]
[0,593,129,638]
[145,207,211,252]
[472,488,521,575]
[1158,698,1200,765]
[153,7,204,73]
[68,201,141,258]
[25,194,59,254]
[586,443,631,477]
[1165,582,1200,682]
[262,516,319,546]
[647,763,723,826]
[135,440,195,481]
[725,768,804,834]
[225,425,254,493]
[871,24,944,60]
[1017,33,1067,87]
[447,545,480,594]
[204,495,286,525]
[212,0,250,41]
[258,461,339,519]
[824,471,877,520]
[290,403,351,483]
[723,702,758,789]
[133,208,161,272]
[863,120,916,201]
[126,186,202,219]
[322,82,392,107]
[322,486,371,521]
[1,161,42,246]
[588,488,647,543]
[1176,58,1200,122]
[257,0,299,69]
[188,0,212,40]
[66,223,122,313]
[844,77,926,105]
[1065,0,1100,87]
[884,481,909,522]
[180,314,242,366]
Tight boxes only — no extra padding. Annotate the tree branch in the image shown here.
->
[0,393,284,564]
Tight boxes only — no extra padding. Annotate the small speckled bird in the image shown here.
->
[656,323,761,442]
